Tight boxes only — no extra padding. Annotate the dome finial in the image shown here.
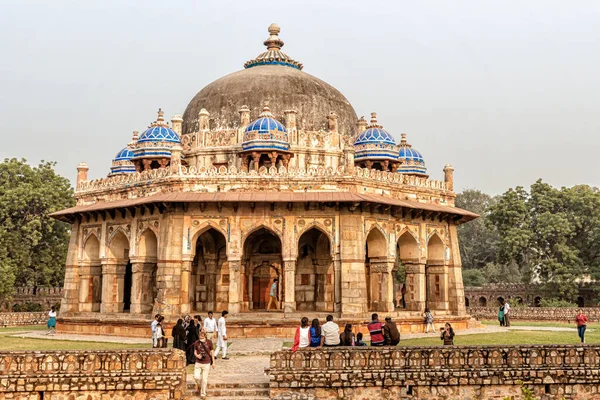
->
[157,108,165,123]
[259,101,274,117]
[370,112,377,125]
[400,133,407,144]
[264,23,284,51]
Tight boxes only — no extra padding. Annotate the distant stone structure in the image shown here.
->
[50,23,478,337]
[468,306,600,322]
[269,346,600,399]
[1,287,63,311]
[0,349,186,399]
[464,283,599,308]
[0,312,47,326]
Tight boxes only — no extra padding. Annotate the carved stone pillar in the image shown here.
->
[142,159,152,171]
[269,152,278,168]
[427,263,449,311]
[404,262,426,312]
[180,260,193,314]
[283,260,296,313]
[369,259,394,312]
[252,152,260,171]
[365,160,373,170]
[333,256,342,313]
[228,259,242,314]
[101,261,126,313]
[205,257,217,312]
[130,262,157,314]
[78,265,92,312]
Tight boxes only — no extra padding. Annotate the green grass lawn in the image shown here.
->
[400,330,594,346]
[480,320,597,329]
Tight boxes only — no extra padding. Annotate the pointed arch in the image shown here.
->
[366,226,388,259]
[107,230,130,261]
[190,223,228,255]
[138,229,158,260]
[83,234,100,262]
[427,233,445,262]
[242,224,282,249]
[191,227,229,312]
[397,230,419,262]
[296,227,334,312]
[296,223,333,255]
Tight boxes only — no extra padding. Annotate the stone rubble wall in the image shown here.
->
[468,306,600,322]
[0,349,186,399]
[269,345,600,399]
[0,312,48,326]
[1,287,63,311]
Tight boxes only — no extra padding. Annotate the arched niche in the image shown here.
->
[80,234,102,312]
[132,229,159,314]
[105,230,132,313]
[479,296,487,307]
[108,230,130,262]
[242,227,282,311]
[364,228,389,311]
[192,228,228,312]
[295,227,333,312]
[426,233,447,311]
[394,231,420,309]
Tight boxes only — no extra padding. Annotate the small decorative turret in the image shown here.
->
[327,112,338,133]
[198,108,210,130]
[353,113,398,172]
[239,105,251,126]
[76,162,89,188]
[131,131,139,145]
[443,164,454,191]
[171,115,183,136]
[397,133,428,177]
[284,109,297,130]
[356,116,367,133]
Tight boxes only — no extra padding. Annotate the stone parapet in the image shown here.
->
[469,306,600,322]
[0,312,48,326]
[0,349,186,399]
[269,345,600,399]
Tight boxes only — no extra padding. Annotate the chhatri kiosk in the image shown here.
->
[52,24,478,337]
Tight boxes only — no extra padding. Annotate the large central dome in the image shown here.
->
[182,24,358,136]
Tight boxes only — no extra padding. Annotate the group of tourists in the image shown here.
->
[291,312,456,351]
[150,310,229,398]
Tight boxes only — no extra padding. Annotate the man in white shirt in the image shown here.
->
[503,300,511,327]
[320,315,341,347]
[214,310,229,360]
[151,314,160,348]
[204,311,217,341]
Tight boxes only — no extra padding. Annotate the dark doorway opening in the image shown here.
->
[123,261,133,312]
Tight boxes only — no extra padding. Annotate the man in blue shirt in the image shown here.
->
[267,278,279,311]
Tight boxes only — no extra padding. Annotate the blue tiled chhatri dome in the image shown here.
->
[397,133,428,176]
[132,109,182,161]
[109,132,137,176]
[242,104,290,152]
[353,113,398,163]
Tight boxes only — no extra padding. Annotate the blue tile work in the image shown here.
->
[138,126,181,144]
[242,112,290,152]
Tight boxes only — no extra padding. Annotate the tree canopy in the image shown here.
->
[458,180,600,301]
[0,158,74,298]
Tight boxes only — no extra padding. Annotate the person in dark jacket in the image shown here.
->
[383,317,400,346]
[186,319,199,364]
[172,318,187,351]
[339,323,355,346]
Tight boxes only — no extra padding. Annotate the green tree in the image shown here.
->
[462,268,486,287]
[455,189,499,270]
[0,159,74,297]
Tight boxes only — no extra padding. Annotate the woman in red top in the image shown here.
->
[576,309,589,344]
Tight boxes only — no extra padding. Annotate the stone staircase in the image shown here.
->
[186,381,270,399]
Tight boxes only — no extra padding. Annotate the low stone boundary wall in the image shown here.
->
[0,312,47,327]
[0,349,186,399]
[468,306,600,322]
[269,345,600,399]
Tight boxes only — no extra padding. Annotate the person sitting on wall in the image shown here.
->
[291,317,311,352]
[383,317,400,346]
[440,323,455,345]
[355,332,367,347]
[309,318,322,348]
[320,315,341,347]
[339,323,355,346]
[367,313,385,346]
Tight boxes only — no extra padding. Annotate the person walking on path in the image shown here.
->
[502,300,511,327]
[440,323,455,345]
[151,314,160,347]
[267,278,279,311]
[156,316,167,348]
[204,311,217,341]
[291,317,311,352]
[46,306,57,335]
[576,309,589,343]
[309,318,322,348]
[186,319,200,365]
[193,329,215,398]
[383,317,400,346]
[367,313,385,346]
[339,323,355,346]
[498,303,505,327]
[320,315,341,347]
[215,310,229,360]
[424,308,436,333]
[172,318,187,352]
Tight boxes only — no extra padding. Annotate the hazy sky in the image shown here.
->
[1,1,599,194]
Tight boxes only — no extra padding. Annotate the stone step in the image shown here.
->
[188,388,270,397]
[187,382,269,389]
[187,397,268,400]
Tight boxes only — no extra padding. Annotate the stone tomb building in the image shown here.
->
[52,24,477,336]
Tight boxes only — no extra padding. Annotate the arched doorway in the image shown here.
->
[103,230,131,313]
[465,297,470,307]
[131,229,158,314]
[192,228,228,312]
[296,228,333,311]
[479,296,487,307]
[534,296,542,307]
[578,296,585,307]
[243,227,282,311]
[397,231,420,311]
[426,234,447,311]
[365,228,390,311]
[80,234,102,312]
